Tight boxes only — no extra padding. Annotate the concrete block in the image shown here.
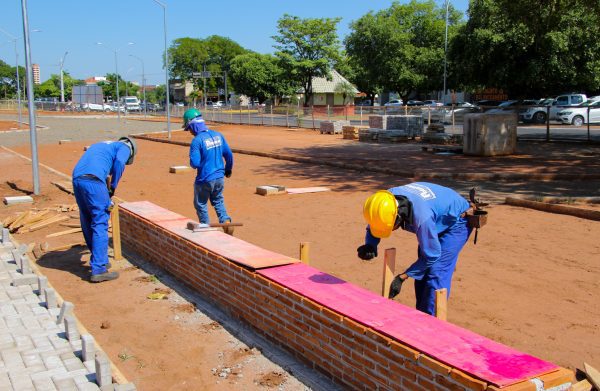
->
[19,254,32,274]
[463,113,517,156]
[81,334,95,362]
[3,195,34,205]
[169,165,193,174]
[38,275,49,295]
[319,120,350,134]
[2,228,9,244]
[65,316,80,342]
[115,384,137,391]
[94,352,112,387]
[11,273,39,286]
[44,287,58,309]
[256,185,286,196]
[52,374,78,390]
[59,139,72,144]
[57,301,75,325]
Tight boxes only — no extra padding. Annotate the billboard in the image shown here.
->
[72,85,104,104]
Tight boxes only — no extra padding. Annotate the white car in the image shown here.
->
[557,100,600,126]
[81,103,111,112]
[422,100,443,107]
[519,94,587,123]
[384,99,403,106]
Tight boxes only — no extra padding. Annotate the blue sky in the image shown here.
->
[1,0,469,86]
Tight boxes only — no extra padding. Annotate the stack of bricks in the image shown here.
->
[368,115,424,140]
[118,204,574,391]
[342,125,359,140]
[319,120,351,134]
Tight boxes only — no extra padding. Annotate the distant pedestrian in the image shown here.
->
[183,109,234,231]
[358,182,472,315]
[72,137,137,282]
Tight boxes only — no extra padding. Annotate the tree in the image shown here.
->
[273,14,342,106]
[229,53,295,104]
[450,0,600,97]
[0,58,26,98]
[345,1,462,103]
[99,73,139,102]
[334,81,357,105]
[167,38,209,81]
[34,72,84,100]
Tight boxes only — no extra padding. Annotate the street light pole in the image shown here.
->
[59,51,68,103]
[153,0,171,139]
[14,39,22,127]
[129,54,146,117]
[442,0,450,103]
[20,0,40,195]
[97,42,134,122]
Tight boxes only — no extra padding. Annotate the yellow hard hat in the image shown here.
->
[363,190,398,238]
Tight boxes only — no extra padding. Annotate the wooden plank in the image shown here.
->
[45,228,82,238]
[584,362,600,390]
[169,165,193,174]
[569,379,592,391]
[299,242,310,265]
[18,210,51,227]
[8,211,31,230]
[506,197,600,221]
[382,248,396,298]
[60,223,81,228]
[435,288,448,321]
[3,196,34,205]
[111,204,123,261]
[28,215,69,232]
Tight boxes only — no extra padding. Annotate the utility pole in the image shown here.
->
[152,0,171,139]
[443,0,450,103]
[130,54,146,117]
[59,51,68,103]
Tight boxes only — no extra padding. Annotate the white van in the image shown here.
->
[121,96,141,112]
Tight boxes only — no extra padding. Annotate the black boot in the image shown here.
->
[90,271,119,283]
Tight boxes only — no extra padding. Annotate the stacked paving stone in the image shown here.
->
[363,115,424,143]
[319,120,350,134]
[0,225,135,391]
[342,125,365,140]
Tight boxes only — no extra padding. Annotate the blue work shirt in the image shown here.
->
[365,182,470,280]
[72,141,131,192]
[189,125,233,183]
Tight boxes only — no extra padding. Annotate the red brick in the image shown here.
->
[538,368,574,388]
[388,360,418,383]
[449,369,487,391]
[300,298,324,314]
[350,350,376,370]
[485,380,536,391]
[389,341,420,361]
[435,374,466,391]
[342,318,367,335]
[365,329,392,348]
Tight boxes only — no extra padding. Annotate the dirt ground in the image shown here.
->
[2,122,599,388]
[0,120,23,131]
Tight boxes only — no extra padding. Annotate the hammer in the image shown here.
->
[186,221,243,236]
[32,241,87,259]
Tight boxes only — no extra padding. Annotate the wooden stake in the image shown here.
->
[111,204,123,261]
[299,242,310,265]
[381,248,396,298]
[570,379,592,391]
[584,362,600,390]
[28,215,69,232]
[435,288,448,321]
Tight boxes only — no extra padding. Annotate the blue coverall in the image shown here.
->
[365,182,472,315]
[72,141,131,276]
[188,117,234,224]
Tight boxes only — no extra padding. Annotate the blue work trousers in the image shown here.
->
[73,177,111,275]
[193,178,230,224]
[414,218,471,315]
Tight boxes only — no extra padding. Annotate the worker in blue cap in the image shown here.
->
[183,108,234,233]
[72,137,137,282]
[358,182,472,315]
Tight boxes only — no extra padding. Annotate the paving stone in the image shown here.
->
[52,374,78,391]
[57,302,74,325]
[32,375,58,391]
[94,353,111,387]
[13,274,38,286]
[81,335,95,363]
[65,317,80,342]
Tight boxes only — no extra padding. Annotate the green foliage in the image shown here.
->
[99,73,139,101]
[273,14,342,106]
[450,0,600,97]
[33,72,84,100]
[229,52,295,103]
[334,81,357,105]
[345,0,463,102]
[0,58,26,98]
[143,84,166,104]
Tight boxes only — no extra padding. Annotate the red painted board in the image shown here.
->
[120,201,298,270]
[258,263,558,387]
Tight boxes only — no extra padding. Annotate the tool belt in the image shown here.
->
[466,209,488,229]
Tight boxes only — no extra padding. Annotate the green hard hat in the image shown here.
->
[183,108,202,129]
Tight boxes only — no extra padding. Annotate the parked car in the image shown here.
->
[108,103,126,113]
[356,99,372,106]
[406,100,424,106]
[557,100,600,126]
[122,96,141,112]
[486,99,539,114]
[422,100,443,107]
[384,99,403,106]
[519,93,587,123]
[425,102,481,124]
[214,101,224,108]
[81,103,111,112]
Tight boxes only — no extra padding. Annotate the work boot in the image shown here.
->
[223,219,234,236]
[90,271,119,283]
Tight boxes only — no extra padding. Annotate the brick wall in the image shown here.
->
[119,207,573,391]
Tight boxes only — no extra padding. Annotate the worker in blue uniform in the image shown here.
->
[357,182,472,315]
[183,109,234,231]
[72,137,137,283]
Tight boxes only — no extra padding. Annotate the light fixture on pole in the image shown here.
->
[97,42,134,121]
[152,0,171,139]
[59,51,68,103]
[442,0,450,103]
[129,54,146,118]
[124,66,134,118]
[0,27,39,128]
[20,0,40,194]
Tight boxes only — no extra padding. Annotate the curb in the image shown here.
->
[505,197,600,221]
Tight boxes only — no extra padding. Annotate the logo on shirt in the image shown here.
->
[204,136,222,150]
[402,183,436,200]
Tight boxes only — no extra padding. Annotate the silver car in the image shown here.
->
[557,100,600,126]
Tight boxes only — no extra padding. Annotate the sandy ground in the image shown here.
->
[2,122,599,388]
[0,120,22,131]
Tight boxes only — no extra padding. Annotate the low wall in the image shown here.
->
[119,201,573,391]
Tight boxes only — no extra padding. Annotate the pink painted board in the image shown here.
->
[120,201,298,270]
[258,263,558,387]
[286,187,330,194]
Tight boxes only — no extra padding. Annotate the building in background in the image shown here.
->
[84,76,107,85]
[32,64,40,85]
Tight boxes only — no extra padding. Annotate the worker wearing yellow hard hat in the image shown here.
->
[358,182,473,316]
